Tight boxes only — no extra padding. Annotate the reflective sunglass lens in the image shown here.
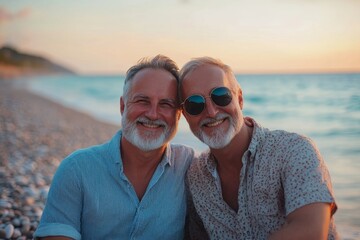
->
[184,87,232,115]
[184,95,205,115]
[211,87,232,106]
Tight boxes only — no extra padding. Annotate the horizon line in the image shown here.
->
[75,69,360,77]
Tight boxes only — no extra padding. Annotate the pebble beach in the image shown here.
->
[0,79,119,239]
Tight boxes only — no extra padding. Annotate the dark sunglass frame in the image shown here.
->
[182,87,232,115]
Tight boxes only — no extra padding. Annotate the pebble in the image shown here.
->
[0,200,11,209]
[12,228,22,238]
[0,79,119,239]
[12,218,21,227]
[5,224,14,238]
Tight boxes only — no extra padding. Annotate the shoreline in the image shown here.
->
[0,79,119,239]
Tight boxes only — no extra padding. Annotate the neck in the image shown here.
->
[120,136,167,169]
[120,136,167,200]
[211,123,253,171]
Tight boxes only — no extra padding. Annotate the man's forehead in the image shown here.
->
[183,65,227,85]
[128,83,178,102]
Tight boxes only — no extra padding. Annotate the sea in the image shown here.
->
[25,73,360,239]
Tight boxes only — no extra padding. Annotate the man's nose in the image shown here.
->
[145,104,159,120]
[205,99,218,118]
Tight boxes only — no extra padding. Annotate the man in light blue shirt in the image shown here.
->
[34,55,194,240]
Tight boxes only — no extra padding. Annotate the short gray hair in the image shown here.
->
[123,55,179,100]
[179,57,239,101]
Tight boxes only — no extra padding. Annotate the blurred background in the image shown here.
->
[1,0,360,74]
[1,0,359,238]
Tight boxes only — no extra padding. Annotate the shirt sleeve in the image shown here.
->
[282,135,337,216]
[34,155,83,240]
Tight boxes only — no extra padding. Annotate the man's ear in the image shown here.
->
[238,89,244,109]
[176,109,182,120]
[182,109,191,123]
[120,96,125,115]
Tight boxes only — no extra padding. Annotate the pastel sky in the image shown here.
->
[1,0,360,74]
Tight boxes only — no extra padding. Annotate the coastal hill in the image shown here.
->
[0,46,75,80]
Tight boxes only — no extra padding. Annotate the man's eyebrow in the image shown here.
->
[160,98,178,104]
[131,94,149,100]
[130,94,178,105]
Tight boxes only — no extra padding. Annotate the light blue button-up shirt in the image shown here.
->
[34,131,194,240]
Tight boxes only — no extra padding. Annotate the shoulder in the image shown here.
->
[59,140,111,170]
[170,143,194,154]
[251,121,313,153]
[169,143,195,167]
[275,130,315,147]
[277,131,320,161]
[253,126,324,173]
[263,129,320,158]
[263,127,306,144]
[170,143,195,159]
[263,130,328,181]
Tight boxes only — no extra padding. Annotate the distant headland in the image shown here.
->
[0,46,75,80]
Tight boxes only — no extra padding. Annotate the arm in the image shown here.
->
[271,135,336,240]
[34,156,82,239]
[269,202,331,240]
[185,176,209,240]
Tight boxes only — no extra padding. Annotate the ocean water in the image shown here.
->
[26,73,360,238]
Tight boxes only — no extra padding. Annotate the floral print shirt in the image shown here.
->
[186,119,338,240]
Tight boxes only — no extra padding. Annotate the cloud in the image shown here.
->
[0,7,31,23]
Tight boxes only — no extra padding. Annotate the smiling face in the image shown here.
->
[121,68,180,151]
[181,64,244,149]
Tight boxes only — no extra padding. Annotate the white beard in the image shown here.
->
[195,113,240,149]
[122,113,170,151]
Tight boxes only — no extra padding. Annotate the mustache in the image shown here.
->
[136,117,167,128]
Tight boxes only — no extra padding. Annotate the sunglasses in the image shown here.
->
[182,87,233,115]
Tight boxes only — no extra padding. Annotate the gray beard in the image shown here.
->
[195,113,239,149]
[122,115,169,151]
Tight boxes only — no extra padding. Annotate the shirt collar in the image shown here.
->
[246,118,266,161]
[203,117,266,172]
[161,143,173,166]
[206,151,217,178]
[110,130,172,173]
[107,130,122,165]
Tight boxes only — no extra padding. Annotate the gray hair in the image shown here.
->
[123,55,179,100]
[179,57,240,101]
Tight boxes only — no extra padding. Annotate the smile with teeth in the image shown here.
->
[204,118,226,127]
[139,122,163,129]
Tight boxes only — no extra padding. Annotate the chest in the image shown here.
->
[80,170,188,239]
[190,156,286,238]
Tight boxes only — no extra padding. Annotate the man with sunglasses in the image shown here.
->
[180,57,338,239]
[34,55,194,240]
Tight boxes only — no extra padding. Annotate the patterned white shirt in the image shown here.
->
[186,119,338,240]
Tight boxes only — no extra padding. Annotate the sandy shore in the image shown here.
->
[0,79,119,239]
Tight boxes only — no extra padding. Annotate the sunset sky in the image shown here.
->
[1,0,360,74]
